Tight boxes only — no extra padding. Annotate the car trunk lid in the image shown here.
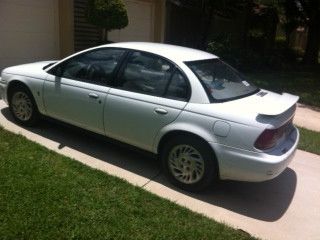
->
[249,90,299,116]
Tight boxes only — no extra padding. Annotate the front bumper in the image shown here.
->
[211,126,299,182]
[0,77,8,103]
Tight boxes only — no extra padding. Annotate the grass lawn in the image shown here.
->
[0,127,254,240]
[298,127,320,155]
[246,70,320,108]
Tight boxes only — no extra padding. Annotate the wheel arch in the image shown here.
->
[157,130,207,154]
[6,78,45,114]
[155,122,218,154]
[7,80,33,101]
[157,129,219,171]
[158,129,221,189]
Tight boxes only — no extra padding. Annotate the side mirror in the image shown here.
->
[55,65,64,78]
[48,65,63,78]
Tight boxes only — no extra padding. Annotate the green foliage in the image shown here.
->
[206,32,301,71]
[207,34,233,57]
[87,0,128,31]
[246,70,320,107]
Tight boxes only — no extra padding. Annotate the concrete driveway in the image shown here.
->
[0,101,319,240]
[294,104,320,132]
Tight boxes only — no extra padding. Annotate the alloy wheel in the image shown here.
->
[11,91,33,121]
[168,144,205,184]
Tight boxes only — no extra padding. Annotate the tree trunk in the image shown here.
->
[198,2,214,50]
[303,2,320,65]
[242,1,252,50]
[101,28,108,43]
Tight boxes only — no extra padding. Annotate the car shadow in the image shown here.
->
[1,107,297,222]
[154,169,297,222]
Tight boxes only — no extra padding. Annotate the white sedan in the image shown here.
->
[0,42,299,191]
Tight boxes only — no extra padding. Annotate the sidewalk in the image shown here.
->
[1,101,320,240]
[294,104,320,132]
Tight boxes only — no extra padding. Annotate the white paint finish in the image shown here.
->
[108,0,154,42]
[44,75,110,135]
[105,88,187,151]
[0,100,319,240]
[0,0,60,71]
[213,121,231,137]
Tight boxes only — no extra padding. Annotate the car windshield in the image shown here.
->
[186,59,258,101]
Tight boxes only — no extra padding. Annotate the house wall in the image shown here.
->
[108,0,165,43]
[0,0,166,70]
[0,0,60,70]
[70,0,166,54]
[58,0,74,57]
[154,0,166,42]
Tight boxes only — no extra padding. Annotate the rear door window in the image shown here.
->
[117,51,174,96]
[165,71,189,101]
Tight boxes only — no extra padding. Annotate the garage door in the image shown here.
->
[108,0,155,42]
[0,0,60,71]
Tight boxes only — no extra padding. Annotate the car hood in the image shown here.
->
[2,61,57,77]
[186,89,299,127]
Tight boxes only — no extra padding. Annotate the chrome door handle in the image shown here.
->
[154,108,168,115]
[88,93,99,99]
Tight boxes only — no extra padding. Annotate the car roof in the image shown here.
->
[102,42,218,63]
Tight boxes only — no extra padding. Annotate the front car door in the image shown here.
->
[104,51,190,151]
[44,48,126,134]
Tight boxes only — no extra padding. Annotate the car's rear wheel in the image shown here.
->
[161,136,218,192]
[9,86,40,126]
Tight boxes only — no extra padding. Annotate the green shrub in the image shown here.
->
[207,34,299,71]
[87,0,128,41]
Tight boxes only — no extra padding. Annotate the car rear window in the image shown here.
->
[185,59,258,102]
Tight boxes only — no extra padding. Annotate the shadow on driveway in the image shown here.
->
[1,107,297,222]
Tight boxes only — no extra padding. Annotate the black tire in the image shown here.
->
[161,135,218,192]
[8,85,40,127]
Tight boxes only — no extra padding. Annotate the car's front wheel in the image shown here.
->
[9,85,40,126]
[161,136,218,192]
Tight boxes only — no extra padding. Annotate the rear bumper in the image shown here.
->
[211,126,299,182]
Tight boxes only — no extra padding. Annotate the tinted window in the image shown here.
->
[50,49,125,84]
[118,51,173,96]
[186,59,258,101]
[165,71,188,101]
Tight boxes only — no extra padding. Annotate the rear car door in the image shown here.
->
[44,48,126,134]
[104,51,190,151]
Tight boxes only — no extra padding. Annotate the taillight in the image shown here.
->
[255,119,293,150]
[254,129,279,150]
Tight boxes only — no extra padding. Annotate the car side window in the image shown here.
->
[118,51,173,96]
[49,48,126,85]
[165,71,189,101]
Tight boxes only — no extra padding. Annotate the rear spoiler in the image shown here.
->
[257,93,299,116]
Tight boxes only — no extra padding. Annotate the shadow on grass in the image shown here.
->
[1,107,297,222]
